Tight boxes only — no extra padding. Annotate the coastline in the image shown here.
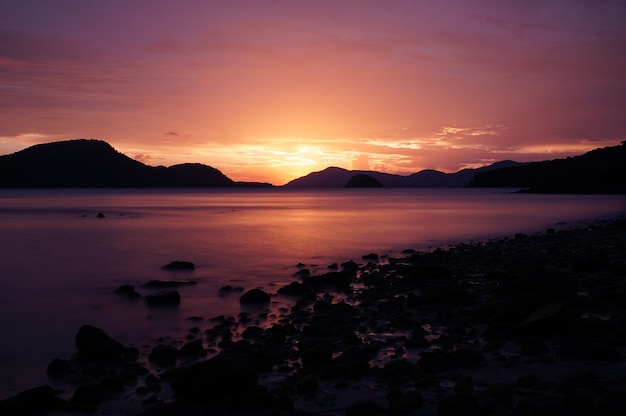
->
[2,215,626,415]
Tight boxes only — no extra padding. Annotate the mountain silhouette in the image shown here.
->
[0,139,271,187]
[284,160,523,188]
[345,174,383,188]
[470,142,626,194]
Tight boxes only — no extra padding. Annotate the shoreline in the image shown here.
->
[2,215,626,415]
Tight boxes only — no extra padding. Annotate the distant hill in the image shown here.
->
[284,160,523,188]
[470,143,626,194]
[345,174,383,188]
[0,139,272,188]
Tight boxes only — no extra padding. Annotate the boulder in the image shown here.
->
[148,344,180,366]
[240,288,271,304]
[161,260,195,271]
[346,400,386,416]
[166,356,258,401]
[47,358,73,375]
[219,285,244,296]
[0,385,68,414]
[301,344,333,369]
[179,340,206,358]
[75,325,124,359]
[144,290,181,307]
[114,284,141,299]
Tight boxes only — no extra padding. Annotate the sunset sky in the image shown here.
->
[1,1,625,185]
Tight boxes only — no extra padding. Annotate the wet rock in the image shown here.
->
[148,344,180,366]
[145,290,181,307]
[115,284,141,298]
[296,373,319,394]
[72,380,121,404]
[179,340,206,358]
[0,385,69,414]
[165,356,258,401]
[75,325,125,359]
[301,344,333,369]
[437,393,481,416]
[218,285,244,295]
[362,253,379,261]
[387,390,424,414]
[47,358,73,375]
[293,268,311,278]
[302,271,352,290]
[346,399,386,416]
[277,281,317,300]
[418,348,484,373]
[240,288,271,304]
[341,260,359,272]
[558,336,621,361]
[96,212,105,218]
[161,260,195,271]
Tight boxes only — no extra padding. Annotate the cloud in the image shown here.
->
[351,153,370,170]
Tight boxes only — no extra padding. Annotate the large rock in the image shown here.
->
[0,385,68,414]
[75,325,124,359]
[145,290,181,307]
[240,288,271,304]
[161,260,195,271]
[166,356,258,401]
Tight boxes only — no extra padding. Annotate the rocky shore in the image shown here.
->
[2,216,626,415]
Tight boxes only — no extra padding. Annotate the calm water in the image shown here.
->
[0,188,624,398]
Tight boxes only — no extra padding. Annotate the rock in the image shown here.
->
[72,383,111,404]
[96,212,105,218]
[165,356,258,401]
[301,344,333,369]
[114,284,141,298]
[296,373,319,394]
[219,285,244,295]
[161,260,195,271]
[75,325,124,359]
[148,344,180,366]
[240,288,271,304]
[437,393,481,416]
[293,268,311,277]
[362,253,379,261]
[346,400,386,416]
[387,390,424,414]
[144,290,181,307]
[277,281,317,300]
[0,385,68,414]
[179,340,206,358]
[47,358,73,375]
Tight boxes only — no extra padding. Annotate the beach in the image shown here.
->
[1,214,625,415]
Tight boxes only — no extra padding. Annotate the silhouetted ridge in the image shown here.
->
[0,139,270,188]
[284,160,524,188]
[345,174,383,188]
[470,142,626,194]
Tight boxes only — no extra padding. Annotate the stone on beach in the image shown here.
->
[161,260,195,270]
[144,290,181,307]
[75,325,125,359]
[165,356,258,401]
[239,288,271,304]
[0,385,69,414]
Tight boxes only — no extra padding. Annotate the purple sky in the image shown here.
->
[1,0,625,184]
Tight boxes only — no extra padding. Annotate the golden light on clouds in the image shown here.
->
[1,1,625,185]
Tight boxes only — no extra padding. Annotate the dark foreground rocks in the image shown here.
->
[3,217,626,416]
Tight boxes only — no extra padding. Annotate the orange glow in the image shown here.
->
[1,1,625,185]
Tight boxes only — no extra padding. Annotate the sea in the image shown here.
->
[0,187,624,399]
